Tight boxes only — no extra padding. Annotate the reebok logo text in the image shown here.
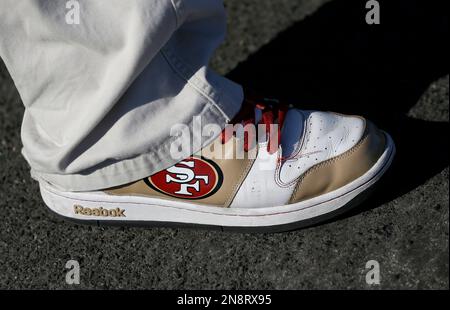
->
[73,205,126,217]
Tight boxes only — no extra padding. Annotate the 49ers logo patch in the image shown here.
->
[145,157,223,199]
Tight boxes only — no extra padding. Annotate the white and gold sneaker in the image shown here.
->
[39,98,395,232]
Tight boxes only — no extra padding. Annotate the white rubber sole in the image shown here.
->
[39,133,395,232]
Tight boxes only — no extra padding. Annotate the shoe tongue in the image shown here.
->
[280,109,305,159]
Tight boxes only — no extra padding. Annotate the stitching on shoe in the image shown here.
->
[288,121,371,203]
[224,157,257,208]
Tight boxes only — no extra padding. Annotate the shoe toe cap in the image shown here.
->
[288,116,386,203]
[280,111,366,183]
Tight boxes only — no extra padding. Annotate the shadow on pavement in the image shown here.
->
[227,0,449,218]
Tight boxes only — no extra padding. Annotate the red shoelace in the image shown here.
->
[220,95,288,154]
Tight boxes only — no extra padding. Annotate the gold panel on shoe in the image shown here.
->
[289,120,386,203]
[105,137,256,207]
